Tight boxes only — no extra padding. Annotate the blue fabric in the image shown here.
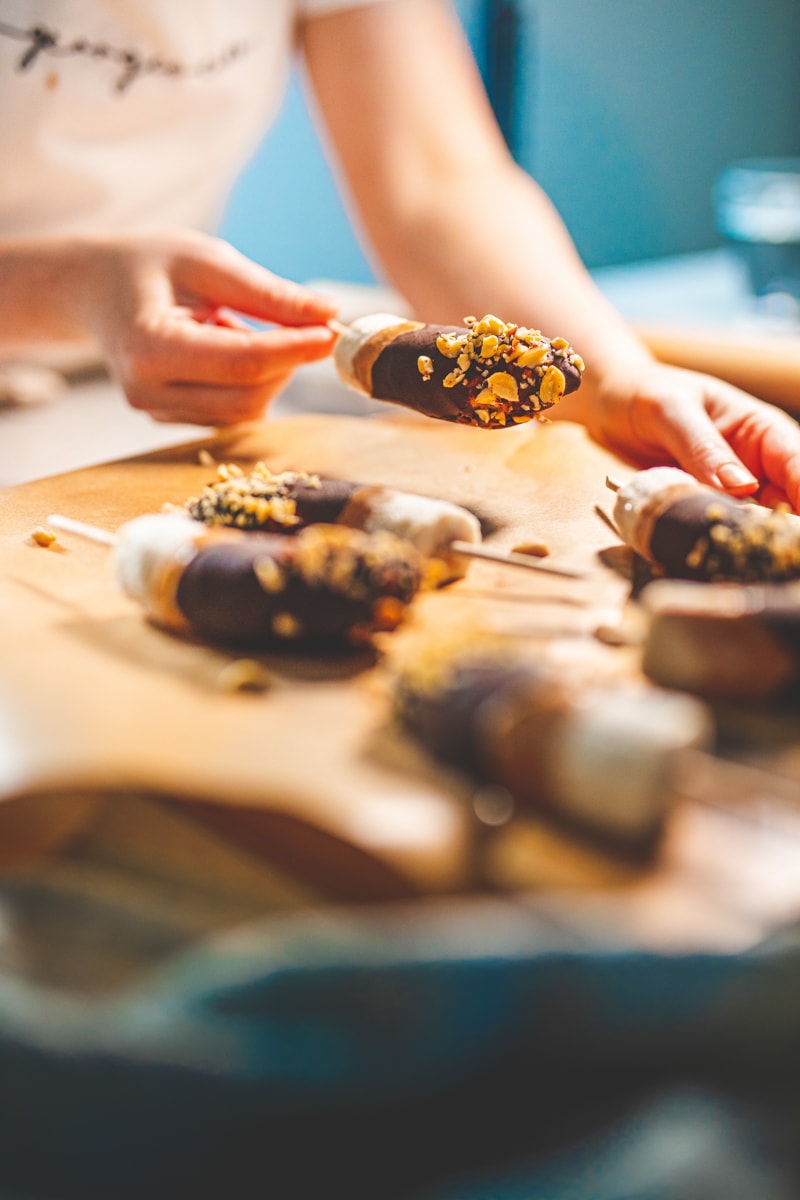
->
[0,909,799,1198]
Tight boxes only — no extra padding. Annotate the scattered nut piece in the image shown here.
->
[197,449,216,467]
[31,526,57,548]
[217,658,276,693]
[511,540,551,558]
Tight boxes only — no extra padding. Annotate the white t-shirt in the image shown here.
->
[0,0,386,238]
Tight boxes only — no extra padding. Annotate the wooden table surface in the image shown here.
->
[2,410,800,964]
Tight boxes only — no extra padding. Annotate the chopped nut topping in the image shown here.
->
[539,365,566,407]
[682,501,800,582]
[418,315,583,429]
[185,462,321,530]
[272,612,302,639]
[435,333,466,358]
[515,345,549,368]
[253,557,285,594]
[474,314,507,336]
[289,524,422,605]
[486,371,519,402]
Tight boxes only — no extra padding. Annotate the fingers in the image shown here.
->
[111,311,336,424]
[757,481,793,509]
[157,318,336,386]
[113,315,335,402]
[652,404,757,497]
[175,241,338,327]
[757,439,800,513]
[650,377,800,511]
[704,382,800,512]
[130,375,294,427]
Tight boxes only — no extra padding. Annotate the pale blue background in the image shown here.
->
[218,0,800,284]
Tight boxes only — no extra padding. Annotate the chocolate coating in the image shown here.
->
[175,530,421,647]
[187,476,358,533]
[650,493,800,582]
[643,581,800,703]
[396,659,538,775]
[285,478,358,526]
[371,325,582,427]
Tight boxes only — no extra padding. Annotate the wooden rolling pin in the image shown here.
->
[637,321,800,415]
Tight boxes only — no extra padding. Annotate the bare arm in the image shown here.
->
[301,0,800,509]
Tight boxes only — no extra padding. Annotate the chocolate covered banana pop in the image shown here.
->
[641,578,800,703]
[395,642,709,850]
[334,313,584,427]
[114,513,423,647]
[613,467,800,582]
[183,463,481,582]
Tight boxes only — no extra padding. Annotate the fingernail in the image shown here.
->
[716,462,759,492]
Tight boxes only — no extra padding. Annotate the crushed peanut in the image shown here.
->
[683,501,800,581]
[31,526,57,548]
[511,540,551,558]
[289,524,421,606]
[253,557,285,594]
[216,658,276,693]
[272,612,302,639]
[185,462,320,530]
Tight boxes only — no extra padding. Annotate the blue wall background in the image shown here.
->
[218,0,800,283]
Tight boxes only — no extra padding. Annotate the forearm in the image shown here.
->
[0,237,99,351]
[302,0,651,423]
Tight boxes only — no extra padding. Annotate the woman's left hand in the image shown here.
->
[582,359,800,511]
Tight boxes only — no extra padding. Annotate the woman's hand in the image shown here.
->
[581,359,800,511]
[72,230,337,425]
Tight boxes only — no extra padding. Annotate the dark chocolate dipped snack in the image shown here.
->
[642,578,800,703]
[114,514,422,648]
[394,640,709,850]
[184,466,354,532]
[334,313,584,428]
[181,462,481,583]
[613,467,800,582]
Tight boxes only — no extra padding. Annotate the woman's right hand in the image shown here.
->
[4,230,338,426]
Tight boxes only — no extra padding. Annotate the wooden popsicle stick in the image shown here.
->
[594,505,623,539]
[451,540,584,580]
[47,513,585,581]
[46,513,117,545]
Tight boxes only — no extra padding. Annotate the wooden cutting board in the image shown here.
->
[4,409,800,951]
